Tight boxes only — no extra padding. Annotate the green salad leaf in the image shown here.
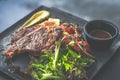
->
[29,41,94,80]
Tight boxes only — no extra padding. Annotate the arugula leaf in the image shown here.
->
[29,41,94,80]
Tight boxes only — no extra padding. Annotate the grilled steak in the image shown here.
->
[11,19,60,43]
[5,26,63,57]
[11,27,36,43]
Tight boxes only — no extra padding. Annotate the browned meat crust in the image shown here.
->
[11,27,36,43]
[5,26,63,57]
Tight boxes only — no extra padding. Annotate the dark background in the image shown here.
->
[0,0,120,80]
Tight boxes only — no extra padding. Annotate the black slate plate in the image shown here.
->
[0,6,120,80]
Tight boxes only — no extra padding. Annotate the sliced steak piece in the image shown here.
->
[5,26,63,57]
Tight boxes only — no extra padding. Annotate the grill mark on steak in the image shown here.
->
[5,26,63,57]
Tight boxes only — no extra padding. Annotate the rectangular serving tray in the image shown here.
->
[0,6,120,80]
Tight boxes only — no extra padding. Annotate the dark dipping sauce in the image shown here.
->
[90,29,112,39]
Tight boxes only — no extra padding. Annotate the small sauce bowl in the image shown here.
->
[83,20,119,51]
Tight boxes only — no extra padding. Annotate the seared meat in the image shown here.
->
[11,27,36,43]
[5,26,63,57]
[11,19,60,43]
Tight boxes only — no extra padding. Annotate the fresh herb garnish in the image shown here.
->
[29,40,94,80]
